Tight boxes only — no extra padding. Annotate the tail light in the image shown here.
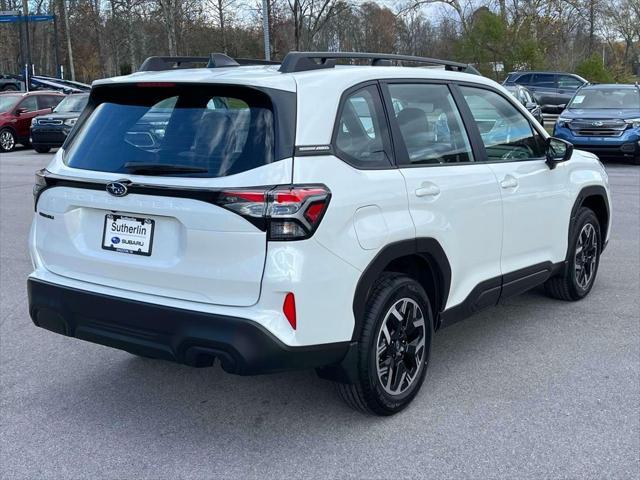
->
[215,185,331,241]
[33,169,49,210]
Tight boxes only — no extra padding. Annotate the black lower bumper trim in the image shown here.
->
[27,278,349,375]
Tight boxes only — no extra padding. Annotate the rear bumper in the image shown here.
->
[27,278,350,375]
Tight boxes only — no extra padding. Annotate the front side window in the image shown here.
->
[460,86,545,162]
[65,85,280,178]
[388,83,473,165]
[557,75,583,90]
[335,85,391,167]
[18,96,38,112]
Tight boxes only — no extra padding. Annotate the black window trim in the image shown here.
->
[330,81,396,170]
[332,78,549,169]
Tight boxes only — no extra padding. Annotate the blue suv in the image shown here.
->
[553,84,640,164]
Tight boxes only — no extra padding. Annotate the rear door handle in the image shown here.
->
[500,175,518,189]
[415,182,440,197]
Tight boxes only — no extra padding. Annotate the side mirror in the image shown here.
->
[525,101,537,110]
[15,107,28,115]
[557,104,567,111]
[546,137,573,169]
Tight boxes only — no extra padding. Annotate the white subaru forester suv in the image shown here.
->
[29,52,611,415]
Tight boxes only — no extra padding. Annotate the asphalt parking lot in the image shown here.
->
[1,148,638,479]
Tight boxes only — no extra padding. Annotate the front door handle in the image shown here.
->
[500,175,518,189]
[415,182,440,197]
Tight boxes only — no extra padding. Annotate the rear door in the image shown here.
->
[382,81,503,310]
[34,83,295,307]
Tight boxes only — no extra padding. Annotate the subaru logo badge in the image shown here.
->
[106,181,129,197]
[592,121,604,127]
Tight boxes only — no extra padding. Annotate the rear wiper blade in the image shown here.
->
[124,162,208,174]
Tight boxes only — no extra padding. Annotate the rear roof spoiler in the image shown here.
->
[138,54,279,72]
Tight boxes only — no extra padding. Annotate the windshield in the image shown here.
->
[0,95,20,113]
[64,85,280,178]
[54,95,89,113]
[568,88,640,109]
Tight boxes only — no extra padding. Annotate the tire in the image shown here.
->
[1,84,18,91]
[337,273,434,415]
[0,128,16,152]
[34,147,51,154]
[545,207,601,301]
[633,155,640,166]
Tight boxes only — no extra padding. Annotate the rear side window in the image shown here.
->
[515,73,532,85]
[65,84,294,178]
[531,73,556,88]
[388,83,473,165]
[334,85,392,168]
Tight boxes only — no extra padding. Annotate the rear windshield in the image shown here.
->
[64,84,293,177]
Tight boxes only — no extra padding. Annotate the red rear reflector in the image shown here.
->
[283,292,297,330]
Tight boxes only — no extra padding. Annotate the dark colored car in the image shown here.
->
[503,71,588,113]
[504,84,544,125]
[553,84,640,164]
[0,91,64,152]
[0,75,21,91]
[30,93,89,153]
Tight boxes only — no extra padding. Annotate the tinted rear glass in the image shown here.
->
[65,84,285,177]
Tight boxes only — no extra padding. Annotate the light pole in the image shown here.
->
[261,0,270,61]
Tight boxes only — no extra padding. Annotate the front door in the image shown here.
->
[457,85,572,284]
[382,81,503,310]
[14,96,40,139]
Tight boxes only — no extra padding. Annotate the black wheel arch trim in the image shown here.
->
[351,238,451,341]
[569,185,610,254]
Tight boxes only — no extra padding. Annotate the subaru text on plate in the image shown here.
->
[28,52,611,415]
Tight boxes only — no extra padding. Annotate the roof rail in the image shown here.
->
[279,52,480,75]
[138,54,281,72]
[139,53,247,72]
